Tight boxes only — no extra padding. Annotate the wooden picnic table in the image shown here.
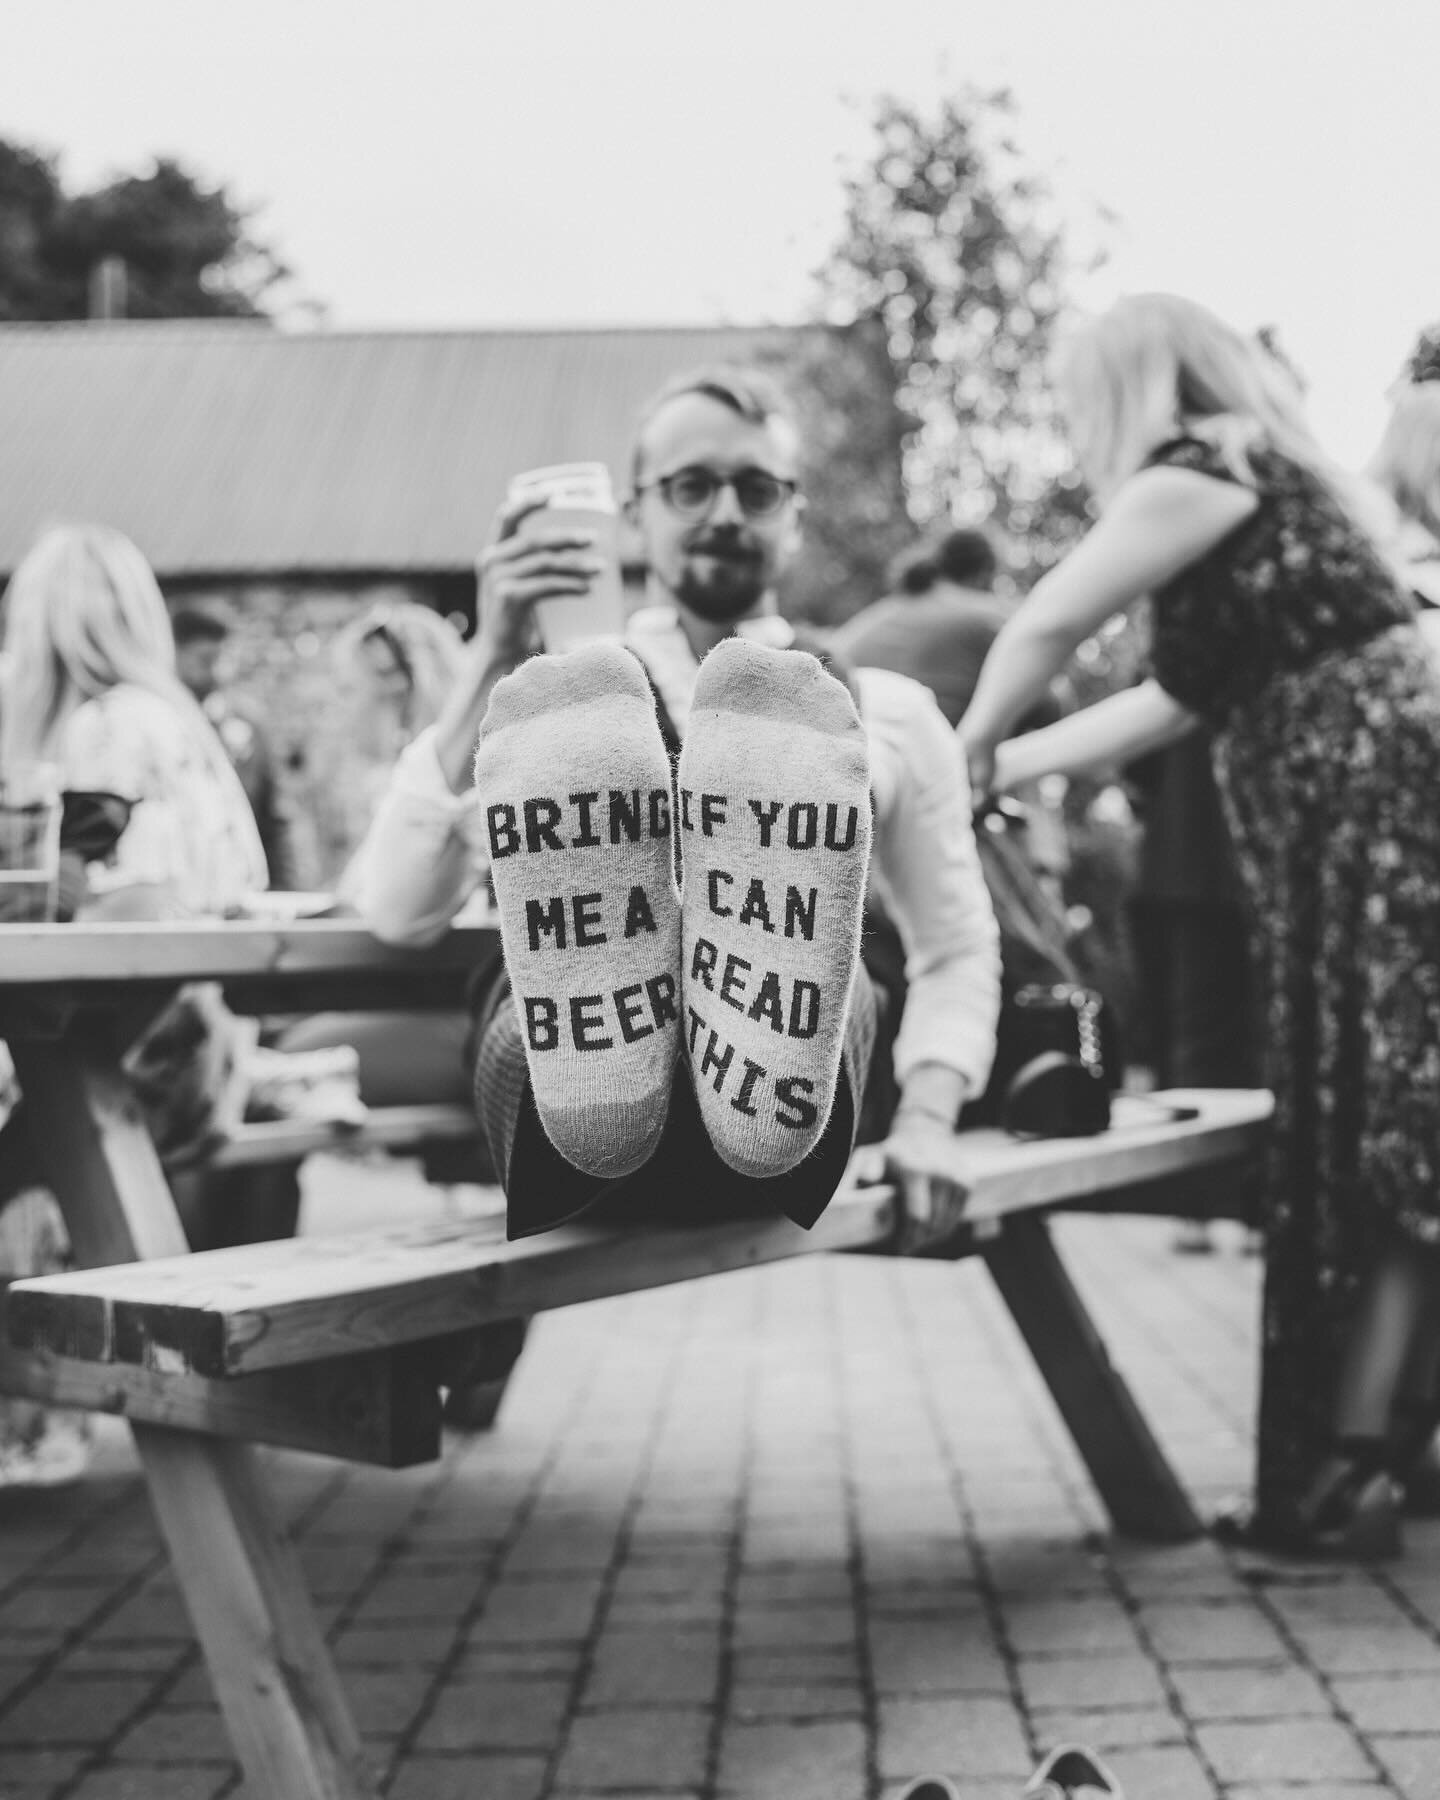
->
[0,916,1273,1799]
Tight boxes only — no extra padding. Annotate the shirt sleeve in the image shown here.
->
[349,726,490,946]
[862,671,1001,1096]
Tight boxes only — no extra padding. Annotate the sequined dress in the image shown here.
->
[1147,433,1440,1523]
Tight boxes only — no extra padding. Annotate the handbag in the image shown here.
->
[966,802,1119,1137]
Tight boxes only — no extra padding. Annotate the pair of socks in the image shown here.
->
[473,637,871,1185]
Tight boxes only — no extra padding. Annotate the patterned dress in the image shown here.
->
[1147,434,1440,1524]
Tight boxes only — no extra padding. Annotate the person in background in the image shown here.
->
[0,524,268,1484]
[208,600,480,1249]
[959,292,1440,1559]
[832,525,1011,728]
[172,600,300,892]
[1368,379,1440,619]
[1126,730,1260,1252]
[833,523,1070,907]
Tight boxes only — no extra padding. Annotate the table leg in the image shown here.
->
[982,1212,1203,1543]
[12,1040,378,1798]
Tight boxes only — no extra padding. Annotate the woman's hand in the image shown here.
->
[475,495,606,665]
[961,731,997,806]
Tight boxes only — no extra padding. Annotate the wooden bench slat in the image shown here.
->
[7,1090,1272,1384]
[11,1188,898,1378]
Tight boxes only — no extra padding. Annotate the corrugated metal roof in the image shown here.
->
[0,320,807,578]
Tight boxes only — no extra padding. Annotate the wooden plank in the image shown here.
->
[10,1187,899,1378]
[0,918,496,986]
[8,1089,1268,1380]
[7,1036,377,1800]
[950,1088,1271,1228]
[139,1431,379,1799]
[0,1339,442,1467]
[210,1102,480,1169]
[983,1213,1204,1543]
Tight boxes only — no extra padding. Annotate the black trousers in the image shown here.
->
[472,961,884,1241]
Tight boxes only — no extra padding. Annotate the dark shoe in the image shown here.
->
[1213,1449,1403,1562]
[896,1781,961,1800]
[1385,1397,1440,1516]
[1024,1743,1124,1799]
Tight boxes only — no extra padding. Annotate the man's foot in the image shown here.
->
[895,1781,960,1800]
[677,639,871,1177]
[473,644,682,1179]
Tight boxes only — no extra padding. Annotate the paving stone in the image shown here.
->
[1226,1788,1384,1800]
[1368,1734,1440,1800]
[1018,1652,1171,1714]
[730,1682,863,1721]
[1166,1661,1331,1720]
[1196,1716,1375,1785]
[554,1707,710,1789]
[1333,1673,1440,1735]
[718,1718,867,1800]
[1004,1598,1143,1656]
[110,1706,232,1763]
[869,1617,1009,1696]
[69,1771,233,1800]
[1030,1706,1186,1750]
[388,1752,549,1799]
[1085,1744,1215,1800]
[877,1694,1028,1779]
[477,1577,603,1643]
[418,1677,570,1751]
[1139,1601,1290,1664]
[583,1630,721,1707]
[0,1676,158,1745]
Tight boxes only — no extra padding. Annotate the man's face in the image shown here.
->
[629,394,803,624]
[175,636,225,700]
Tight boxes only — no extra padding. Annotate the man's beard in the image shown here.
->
[670,535,768,622]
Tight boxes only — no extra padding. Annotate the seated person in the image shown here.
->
[355,366,1001,1240]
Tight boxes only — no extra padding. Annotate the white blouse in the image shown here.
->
[60,684,268,917]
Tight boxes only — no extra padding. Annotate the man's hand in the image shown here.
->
[854,1109,973,1254]
[475,494,606,664]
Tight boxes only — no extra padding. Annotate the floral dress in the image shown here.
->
[1147,434,1440,1524]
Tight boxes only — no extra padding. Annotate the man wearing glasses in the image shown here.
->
[357,367,999,1242]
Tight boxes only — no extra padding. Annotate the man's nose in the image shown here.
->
[707,479,744,525]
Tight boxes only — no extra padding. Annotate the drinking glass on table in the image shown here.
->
[0,762,62,923]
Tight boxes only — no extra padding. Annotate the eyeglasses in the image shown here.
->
[635,465,798,521]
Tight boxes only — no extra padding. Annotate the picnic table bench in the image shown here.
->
[0,917,1272,1800]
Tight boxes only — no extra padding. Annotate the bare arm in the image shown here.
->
[959,465,1257,796]
[994,679,1199,791]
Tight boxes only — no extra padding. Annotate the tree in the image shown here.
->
[757,318,914,627]
[0,138,289,320]
[811,88,1101,596]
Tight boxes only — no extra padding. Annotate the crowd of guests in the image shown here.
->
[5,292,1440,1796]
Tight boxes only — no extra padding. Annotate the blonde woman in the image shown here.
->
[0,524,267,1483]
[960,294,1440,1558]
[1,524,267,912]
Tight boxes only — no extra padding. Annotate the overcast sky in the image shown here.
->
[6,0,1437,461]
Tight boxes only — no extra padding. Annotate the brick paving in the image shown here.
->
[2,1160,1439,1799]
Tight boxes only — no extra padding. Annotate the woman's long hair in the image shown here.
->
[1369,382,1440,544]
[1054,293,1362,522]
[332,599,468,744]
[0,524,229,776]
